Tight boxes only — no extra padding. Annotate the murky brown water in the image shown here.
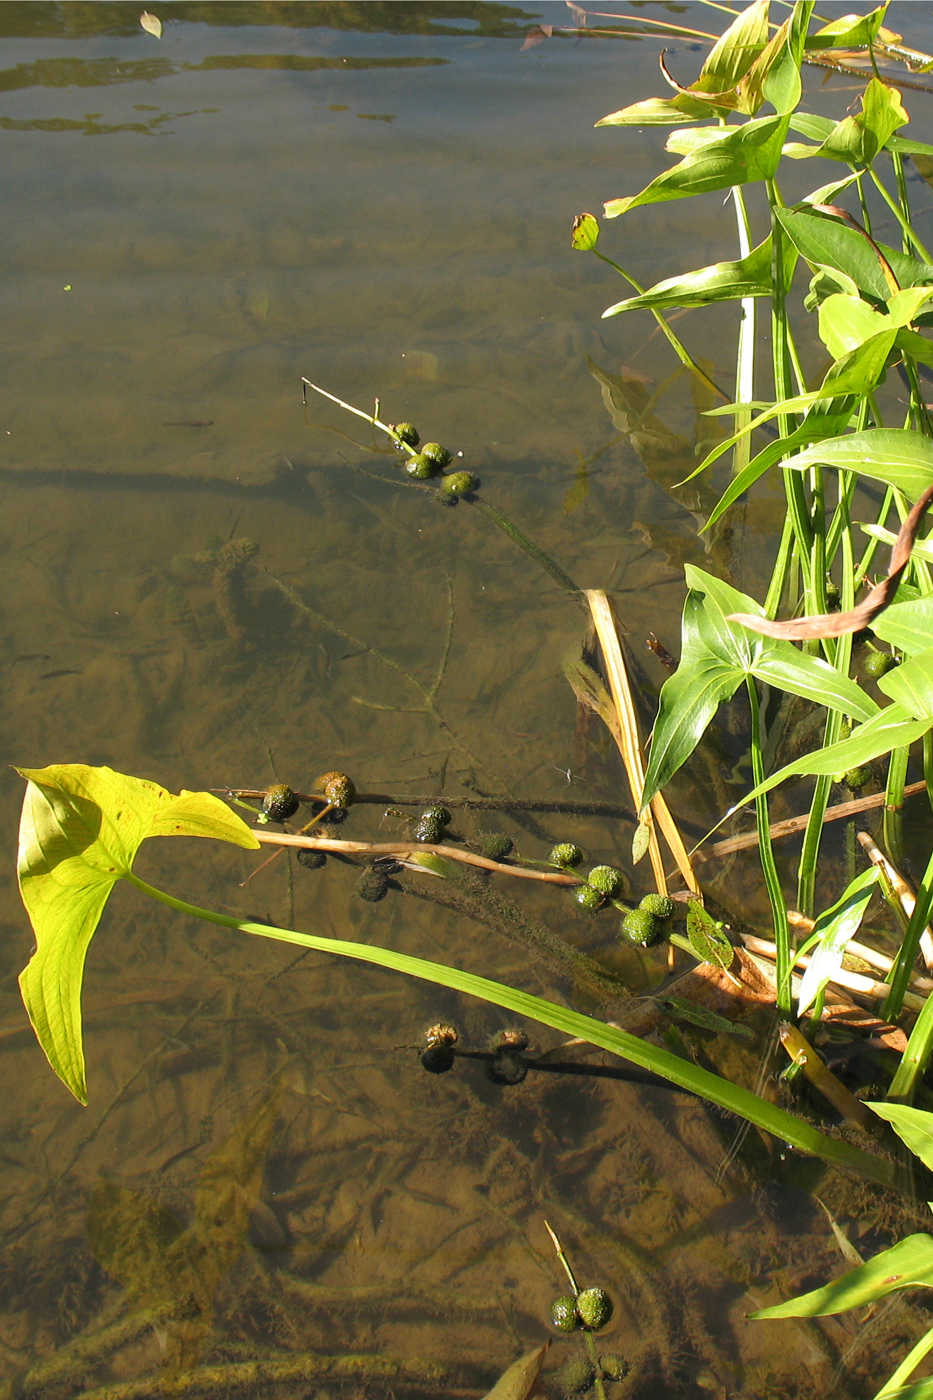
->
[3,4,933,1398]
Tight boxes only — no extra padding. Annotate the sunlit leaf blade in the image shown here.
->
[139,10,162,38]
[797,868,878,1017]
[694,0,769,95]
[872,596,933,654]
[571,211,599,251]
[782,428,933,501]
[751,1234,933,1318]
[685,899,734,972]
[867,1103,933,1175]
[732,705,931,812]
[776,208,933,301]
[596,95,715,127]
[604,115,790,218]
[480,1344,548,1400]
[641,567,877,809]
[15,764,259,1102]
[816,76,908,165]
[603,238,776,316]
[877,649,933,718]
[806,6,887,51]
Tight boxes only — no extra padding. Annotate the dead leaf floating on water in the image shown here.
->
[140,11,162,39]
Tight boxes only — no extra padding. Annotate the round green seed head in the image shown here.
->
[576,1286,613,1331]
[549,1294,580,1332]
[392,422,420,448]
[843,765,871,791]
[476,830,513,860]
[599,1353,629,1381]
[587,864,625,898]
[421,441,452,468]
[639,892,674,920]
[573,883,605,911]
[260,783,300,823]
[555,1356,596,1395]
[405,452,439,480]
[440,470,478,498]
[421,804,451,829]
[549,842,583,869]
[413,814,443,843]
[621,908,661,946]
[862,648,896,678]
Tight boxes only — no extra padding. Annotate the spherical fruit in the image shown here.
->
[477,830,513,860]
[576,1286,613,1331]
[639,892,674,920]
[621,909,661,946]
[599,1353,629,1381]
[555,1356,595,1396]
[549,842,583,869]
[843,765,871,790]
[414,814,443,843]
[392,422,419,448]
[421,441,452,469]
[260,783,300,823]
[550,1294,579,1333]
[316,771,355,808]
[573,883,605,911]
[587,865,625,898]
[421,804,452,829]
[440,470,478,499]
[405,453,438,480]
[863,648,896,678]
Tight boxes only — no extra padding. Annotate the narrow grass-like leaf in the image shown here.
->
[751,1235,933,1318]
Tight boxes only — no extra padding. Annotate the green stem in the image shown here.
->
[747,677,791,1015]
[124,872,897,1187]
[473,498,581,596]
[868,162,933,264]
[882,746,909,866]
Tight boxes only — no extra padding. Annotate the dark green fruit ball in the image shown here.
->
[599,1353,629,1382]
[357,867,389,902]
[405,453,439,480]
[477,830,513,860]
[574,883,605,911]
[316,771,355,808]
[420,1044,454,1074]
[843,765,871,791]
[587,865,625,898]
[555,1356,596,1396]
[421,804,452,829]
[576,1286,613,1331]
[392,422,419,448]
[550,1295,580,1333]
[621,909,661,946]
[863,648,897,679]
[260,783,300,823]
[549,842,583,869]
[440,470,478,499]
[413,814,443,843]
[421,441,452,469]
[639,892,674,920]
[297,848,326,870]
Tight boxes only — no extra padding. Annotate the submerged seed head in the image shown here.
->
[576,1286,613,1331]
[621,909,661,946]
[587,865,625,898]
[550,1294,580,1332]
[392,422,420,448]
[549,842,583,869]
[573,883,605,911]
[639,892,674,920]
[260,783,300,823]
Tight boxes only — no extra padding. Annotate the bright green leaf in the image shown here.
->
[796,867,878,1017]
[695,0,769,96]
[596,95,714,128]
[15,764,259,1103]
[571,211,600,252]
[872,595,933,653]
[602,237,777,316]
[777,208,933,301]
[817,77,908,165]
[782,428,933,500]
[751,1234,933,1318]
[604,115,790,219]
[867,1102,933,1175]
[818,292,891,357]
[877,649,933,719]
[806,6,887,51]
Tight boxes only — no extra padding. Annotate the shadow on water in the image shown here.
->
[4,3,933,1398]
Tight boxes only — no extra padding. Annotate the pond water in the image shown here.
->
[4,3,933,1398]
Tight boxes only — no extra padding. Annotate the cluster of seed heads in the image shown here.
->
[571,862,626,911]
[550,1286,614,1332]
[390,422,479,502]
